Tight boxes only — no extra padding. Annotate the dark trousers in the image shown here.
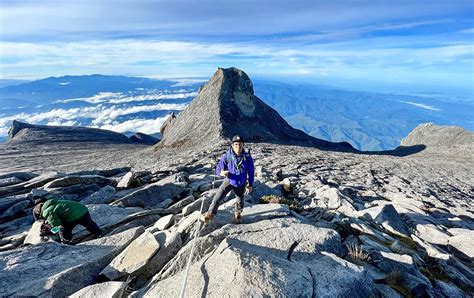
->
[208,179,246,215]
[63,212,102,241]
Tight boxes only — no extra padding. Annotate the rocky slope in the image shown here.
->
[0,68,472,297]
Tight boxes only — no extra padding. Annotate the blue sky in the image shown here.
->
[0,0,473,96]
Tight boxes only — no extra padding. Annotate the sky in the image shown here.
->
[0,0,473,96]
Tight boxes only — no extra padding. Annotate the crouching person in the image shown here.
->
[33,199,102,244]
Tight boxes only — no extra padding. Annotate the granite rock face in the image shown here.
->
[0,68,473,297]
[0,227,143,297]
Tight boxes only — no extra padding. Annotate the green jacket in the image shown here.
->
[41,199,88,227]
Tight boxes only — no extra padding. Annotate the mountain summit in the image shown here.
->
[157,67,354,150]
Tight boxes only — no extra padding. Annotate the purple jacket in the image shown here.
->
[216,148,254,187]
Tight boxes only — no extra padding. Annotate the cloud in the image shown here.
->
[59,91,198,104]
[46,120,77,126]
[1,39,472,77]
[1,1,472,41]
[402,101,441,111]
[171,79,207,87]
[0,1,472,94]
[458,28,474,34]
[0,101,188,137]
[94,117,169,134]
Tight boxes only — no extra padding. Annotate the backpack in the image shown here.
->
[225,148,252,169]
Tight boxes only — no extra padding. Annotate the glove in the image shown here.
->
[40,222,52,237]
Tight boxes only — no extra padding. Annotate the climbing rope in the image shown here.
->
[179,173,217,298]
[178,197,205,298]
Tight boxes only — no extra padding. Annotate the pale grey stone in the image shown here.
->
[364,204,411,237]
[251,180,284,201]
[70,281,126,298]
[152,214,175,231]
[1,200,29,219]
[111,174,186,208]
[139,214,370,297]
[44,175,116,189]
[359,235,391,253]
[23,220,44,245]
[0,227,144,297]
[0,176,24,187]
[100,231,160,280]
[176,211,200,234]
[168,195,195,210]
[80,185,116,204]
[415,223,450,245]
[116,171,133,188]
[448,228,474,260]
[182,196,212,216]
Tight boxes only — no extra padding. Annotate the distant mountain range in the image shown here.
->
[253,80,473,150]
[0,74,472,150]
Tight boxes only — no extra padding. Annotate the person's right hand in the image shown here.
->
[220,170,229,177]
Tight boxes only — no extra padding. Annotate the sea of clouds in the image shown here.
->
[0,88,197,139]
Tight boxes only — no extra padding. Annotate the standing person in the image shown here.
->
[33,199,102,244]
[201,135,254,224]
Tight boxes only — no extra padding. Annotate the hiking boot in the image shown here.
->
[200,212,214,224]
[234,211,242,224]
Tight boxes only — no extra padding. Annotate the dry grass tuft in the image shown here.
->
[346,243,371,262]
[260,195,302,212]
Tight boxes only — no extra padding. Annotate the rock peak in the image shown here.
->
[157,67,354,151]
[401,123,473,148]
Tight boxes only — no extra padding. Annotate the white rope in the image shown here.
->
[178,198,204,298]
[179,174,217,298]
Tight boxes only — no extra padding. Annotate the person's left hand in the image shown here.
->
[246,185,253,194]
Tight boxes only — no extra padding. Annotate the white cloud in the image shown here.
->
[0,102,188,137]
[58,92,122,104]
[1,39,472,81]
[58,91,197,104]
[94,117,169,134]
[401,101,441,111]
[458,28,474,34]
[1,1,470,40]
[0,126,9,137]
[171,79,207,87]
[46,120,77,126]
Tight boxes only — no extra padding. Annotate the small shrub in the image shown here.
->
[384,269,402,285]
[260,195,302,212]
[346,243,371,262]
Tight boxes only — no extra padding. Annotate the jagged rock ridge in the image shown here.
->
[157,67,354,151]
[8,120,132,144]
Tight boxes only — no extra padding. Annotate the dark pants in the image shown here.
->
[63,212,102,241]
[208,179,246,215]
